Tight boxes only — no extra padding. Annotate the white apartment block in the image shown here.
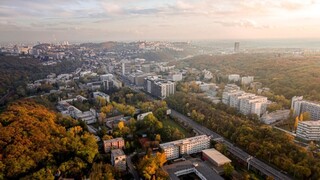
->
[144,76,175,99]
[93,91,110,103]
[239,96,267,116]
[228,74,240,82]
[202,69,213,80]
[222,89,268,116]
[297,121,320,141]
[292,96,320,120]
[111,149,127,171]
[160,135,210,160]
[241,76,254,85]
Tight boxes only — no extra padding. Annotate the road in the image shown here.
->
[127,153,140,180]
[170,110,291,180]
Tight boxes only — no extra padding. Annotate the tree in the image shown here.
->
[294,116,299,131]
[102,135,113,140]
[118,121,125,130]
[155,134,161,142]
[89,163,115,180]
[0,100,99,179]
[223,163,234,177]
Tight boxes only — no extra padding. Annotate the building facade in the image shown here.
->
[144,76,175,99]
[160,135,210,160]
[111,149,127,171]
[103,137,125,153]
[296,121,320,141]
[292,96,320,120]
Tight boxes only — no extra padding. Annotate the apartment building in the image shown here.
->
[292,96,320,120]
[160,135,210,160]
[241,76,254,85]
[111,149,127,171]
[228,74,240,82]
[296,121,320,141]
[93,91,110,103]
[222,89,268,116]
[144,76,175,99]
[239,96,268,116]
[103,137,125,153]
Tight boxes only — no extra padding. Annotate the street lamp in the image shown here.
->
[247,156,253,170]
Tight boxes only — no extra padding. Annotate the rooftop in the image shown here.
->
[299,120,320,126]
[111,149,125,157]
[160,135,209,149]
[163,158,223,180]
[202,148,231,166]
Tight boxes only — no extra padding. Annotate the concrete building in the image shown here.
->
[160,135,210,160]
[100,74,113,81]
[222,90,268,116]
[103,137,125,153]
[111,149,127,171]
[144,76,175,99]
[163,158,223,180]
[195,81,217,92]
[261,110,290,124]
[202,148,231,167]
[292,96,320,120]
[241,76,254,85]
[228,74,240,82]
[202,69,213,80]
[93,91,110,103]
[296,120,320,141]
[169,73,183,82]
[141,64,151,73]
[239,95,268,116]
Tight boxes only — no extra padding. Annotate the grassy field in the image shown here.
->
[162,118,191,137]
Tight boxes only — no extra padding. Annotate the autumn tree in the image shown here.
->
[0,100,98,179]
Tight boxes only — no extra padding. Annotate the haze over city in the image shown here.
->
[1,0,320,42]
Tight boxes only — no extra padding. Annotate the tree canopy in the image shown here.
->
[0,100,98,179]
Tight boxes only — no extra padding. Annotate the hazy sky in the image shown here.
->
[0,0,320,42]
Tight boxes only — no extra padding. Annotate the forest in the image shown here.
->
[0,55,83,97]
[0,100,98,179]
[166,92,320,179]
[173,53,320,101]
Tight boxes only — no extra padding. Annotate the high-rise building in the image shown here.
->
[160,135,210,160]
[234,42,240,52]
[111,149,127,171]
[292,96,320,120]
[222,89,268,116]
[144,76,175,99]
[296,120,320,141]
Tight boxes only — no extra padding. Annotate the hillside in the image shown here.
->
[0,100,98,179]
[174,53,320,101]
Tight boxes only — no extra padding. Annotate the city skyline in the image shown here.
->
[0,0,320,42]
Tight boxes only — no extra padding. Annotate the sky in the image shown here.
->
[0,0,320,42]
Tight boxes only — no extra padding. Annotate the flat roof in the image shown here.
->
[163,158,223,180]
[111,149,125,156]
[202,148,231,166]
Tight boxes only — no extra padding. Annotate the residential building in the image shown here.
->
[292,96,320,120]
[93,91,110,103]
[103,137,125,153]
[169,73,183,82]
[111,149,127,171]
[160,135,210,160]
[222,90,268,117]
[228,74,240,82]
[144,76,175,99]
[296,120,320,141]
[261,110,290,124]
[239,95,268,116]
[241,76,254,85]
[202,69,213,80]
[195,81,217,92]
[100,74,114,81]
